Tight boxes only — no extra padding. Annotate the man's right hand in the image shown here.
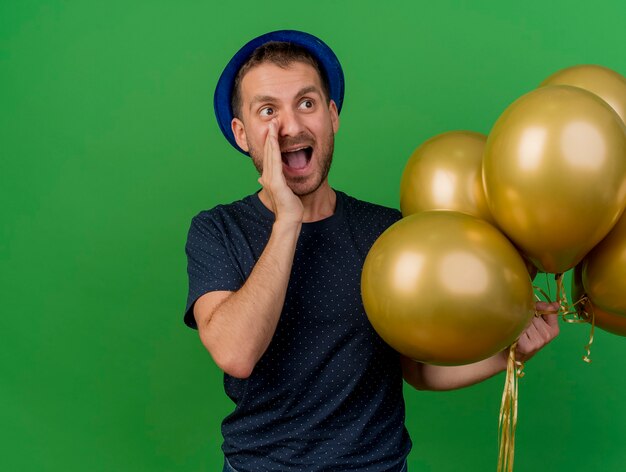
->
[196,119,304,378]
[258,119,304,225]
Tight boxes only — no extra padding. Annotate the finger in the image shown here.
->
[265,120,286,190]
[541,313,560,336]
[262,121,275,184]
[268,120,284,180]
[523,321,540,343]
[517,323,540,357]
[515,332,532,358]
[530,316,553,340]
[535,301,559,314]
[266,119,276,156]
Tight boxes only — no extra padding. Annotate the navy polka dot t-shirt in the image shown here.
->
[184,190,412,471]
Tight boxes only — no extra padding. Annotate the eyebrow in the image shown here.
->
[248,85,322,111]
[296,85,321,97]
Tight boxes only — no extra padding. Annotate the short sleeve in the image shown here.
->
[183,213,244,329]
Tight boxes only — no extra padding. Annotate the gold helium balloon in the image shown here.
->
[483,85,626,274]
[572,264,626,337]
[400,131,495,224]
[541,64,626,125]
[523,256,539,281]
[589,305,626,337]
[582,212,626,316]
[361,211,535,365]
[399,131,538,278]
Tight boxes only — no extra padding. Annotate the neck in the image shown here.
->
[299,182,336,222]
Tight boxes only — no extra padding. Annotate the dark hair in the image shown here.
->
[230,41,331,119]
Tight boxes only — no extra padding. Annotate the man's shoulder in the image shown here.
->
[191,194,258,223]
[186,193,268,238]
[339,191,402,226]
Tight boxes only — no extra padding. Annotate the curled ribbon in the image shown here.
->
[497,342,524,472]
[497,273,597,471]
[533,273,594,362]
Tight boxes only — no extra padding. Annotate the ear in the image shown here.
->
[329,100,340,133]
[231,118,249,152]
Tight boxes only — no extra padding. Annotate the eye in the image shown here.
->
[259,107,274,117]
[299,99,314,110]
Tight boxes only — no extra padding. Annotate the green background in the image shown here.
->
[2,0,625,470]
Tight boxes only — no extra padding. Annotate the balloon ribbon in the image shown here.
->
[497,342,524,472]
[573,295,596,364]
[533,274,594,362]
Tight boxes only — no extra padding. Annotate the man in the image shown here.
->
[184,30,559,472]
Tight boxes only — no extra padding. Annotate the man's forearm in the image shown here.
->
[401,351,508,391]
[200,220,301,378]
[401,304,560,391]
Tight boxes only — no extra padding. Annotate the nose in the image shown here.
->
[276,107,305,138]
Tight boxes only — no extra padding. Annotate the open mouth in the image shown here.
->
[281,146,313,170]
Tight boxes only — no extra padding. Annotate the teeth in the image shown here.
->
[282,146,309,153]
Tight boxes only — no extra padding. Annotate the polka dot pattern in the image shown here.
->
[184,190,412,471]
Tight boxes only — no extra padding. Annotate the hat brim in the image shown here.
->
[213,30,345,155]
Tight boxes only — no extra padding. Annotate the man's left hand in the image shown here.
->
[515,301,560,363]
